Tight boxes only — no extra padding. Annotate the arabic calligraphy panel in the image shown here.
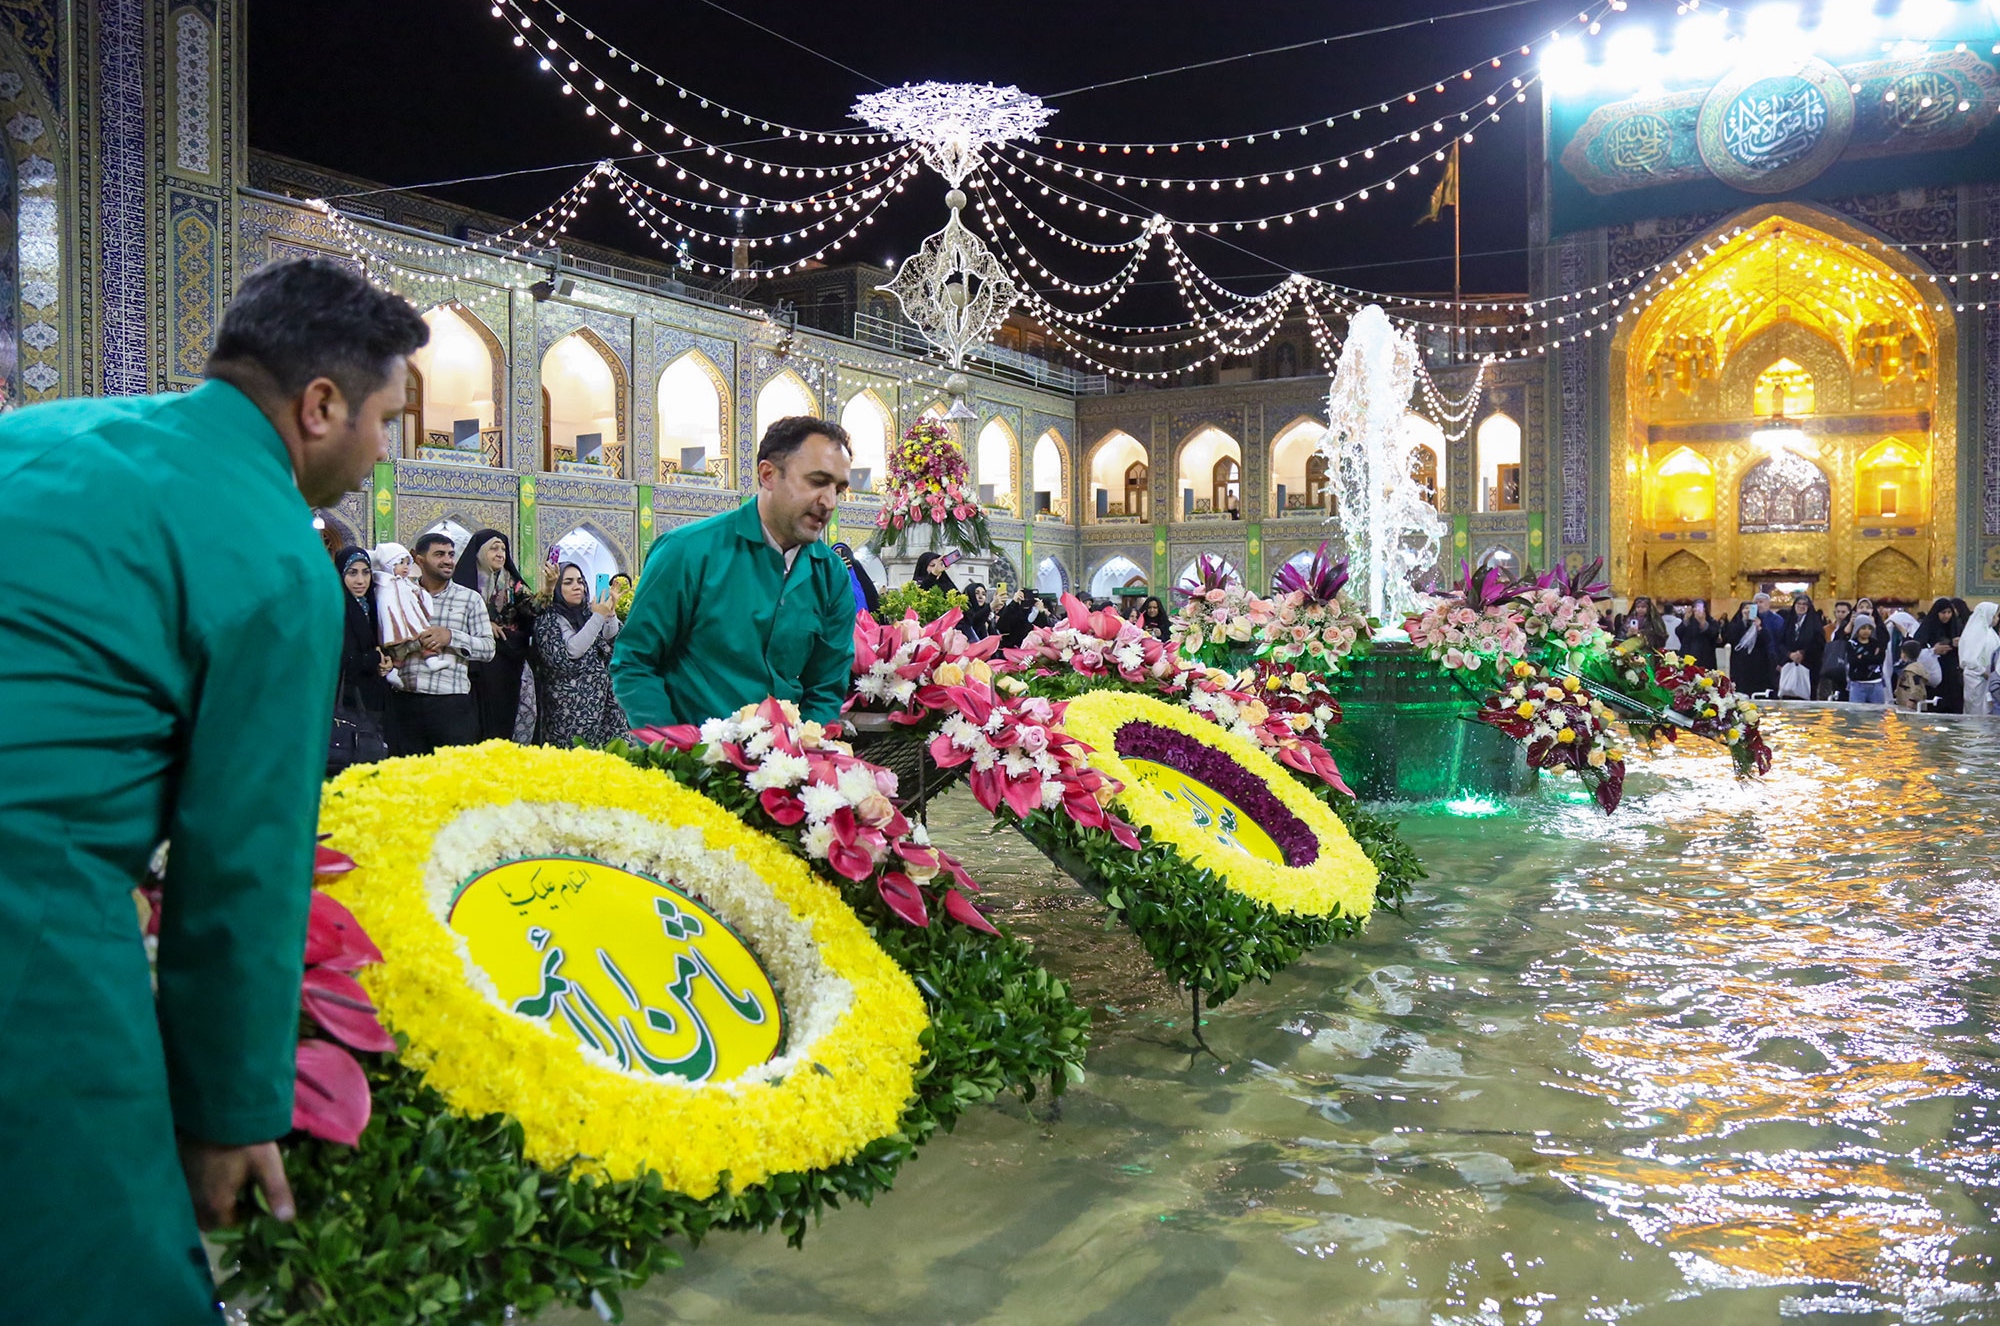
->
[1698,60,1855,194]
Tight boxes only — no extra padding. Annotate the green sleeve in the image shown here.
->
[610,537,689,729]
[156,585,337,1144]
[799,563,857,726]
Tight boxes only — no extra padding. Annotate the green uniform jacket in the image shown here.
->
[0,381,342,1325]
[611,498,855,728]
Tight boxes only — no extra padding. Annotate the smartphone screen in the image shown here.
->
[594,573,610,599]
[938,550,963,569]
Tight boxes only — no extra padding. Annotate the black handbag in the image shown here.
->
[327,670,388,775]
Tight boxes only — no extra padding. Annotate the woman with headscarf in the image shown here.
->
[533,562,627,747]
[963,583,993,640]
[1914,598,1965,712]
[995,587,1036,651]
[333,547,392,717]
[1139,595,1172,642]
[1617,596,1669,652]
[913,550,959,594]
[1722,598,1775,697]
[1677,598,1720,670]
[452,529,536,742]
[1955,601,1999,716]
[830,542,880,616]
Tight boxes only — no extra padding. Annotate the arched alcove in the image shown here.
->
[1269,417,1329,516]
[1475,413,1521,512]
[976,417,1019,514]
[1738,451,1831,532]
[541,331,626,475]
[1474,544,1521,575]
[840,391,892,493]
[1651,447,1715,525]
[1088,431,1149,522]
[1855,438,1926,522]
[753,370,817,450]
[1403,413,1447,510]
[1034,556,1069,595]
[1855,546,1924,601]
[657,350,729,485]
[1031,429,1067,519]
[1176,426,1241,518]
[1089,555,1148,597]
[411,305,504,466]
[1653,550,1713,603]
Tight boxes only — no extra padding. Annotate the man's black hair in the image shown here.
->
[412,531,455,556]
[207,257,429,406]
[756,415,851,468]
[1900,640,1922,658]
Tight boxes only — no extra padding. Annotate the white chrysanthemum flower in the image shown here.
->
[909,822,932,846]
[800,822,836,859]
[836,765,880,805]
[799,782,847,821]
[1040,779,1064,809]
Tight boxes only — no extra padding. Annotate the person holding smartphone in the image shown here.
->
[914,550,960,594]
[533,563,626,746]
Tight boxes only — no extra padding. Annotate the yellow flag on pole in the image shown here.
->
[1417,141,1459,225]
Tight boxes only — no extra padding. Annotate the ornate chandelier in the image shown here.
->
[854,82,1052,376]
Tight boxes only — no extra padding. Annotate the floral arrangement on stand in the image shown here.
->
[223,734,1088,1324]
[1267,542,1372,675]
[865,417,997,557]
[1584,642,1774,778]
[1473,662,1629,812]
[1408,561,1532,679]
[1520,556,1610,660]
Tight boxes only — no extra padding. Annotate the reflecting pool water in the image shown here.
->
[556,708,2000,1325]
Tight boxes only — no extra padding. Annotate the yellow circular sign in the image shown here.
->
[1122,759,1286,865]
[449,857,785,1084]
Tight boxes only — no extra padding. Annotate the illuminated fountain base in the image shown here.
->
[1330,642,1535,804]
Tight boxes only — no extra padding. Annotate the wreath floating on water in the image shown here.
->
[1020,690,1381,1005]
[221,739,1090,1325]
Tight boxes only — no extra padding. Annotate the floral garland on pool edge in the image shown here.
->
[1021,689,1382,1003]
[1474,662,1629,812]
[222,732,1089,1326]
[864,417,997,557]
[1170,546,1369,677]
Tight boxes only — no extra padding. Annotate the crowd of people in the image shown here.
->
[330,528,630,770]
[1614,592,2000,714]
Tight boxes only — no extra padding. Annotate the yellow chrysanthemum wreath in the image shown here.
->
[318,742,927,1197]
[1059,689,1378,921]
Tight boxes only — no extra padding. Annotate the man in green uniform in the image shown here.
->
[0,258,427,1325]
[613,415,856,727]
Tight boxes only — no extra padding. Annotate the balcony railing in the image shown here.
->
[419,427,503,468]
[851,312,1108,396]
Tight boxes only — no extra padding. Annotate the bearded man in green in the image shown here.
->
[0,258,427,1324]
[613,415,856,728]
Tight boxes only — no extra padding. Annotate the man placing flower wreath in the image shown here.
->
[613,416,856,728]
[0,258,427,1326]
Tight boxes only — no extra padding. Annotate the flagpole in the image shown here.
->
[1452,140,1462,360]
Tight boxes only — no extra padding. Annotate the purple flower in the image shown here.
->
[1112,722,1320,867]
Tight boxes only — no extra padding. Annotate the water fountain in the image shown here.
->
[1315,307,1533,802]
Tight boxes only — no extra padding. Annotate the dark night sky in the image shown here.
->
[248,0,1591,305]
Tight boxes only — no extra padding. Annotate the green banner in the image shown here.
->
[1451,511,1470,567]
[1527,511,1546,571]
[1244,521,1263,589]
[371,461,395,544]
[517,473,538,571]
[1152,524,1170,590]
[1549,29,2000,234]
[638,485,656,560]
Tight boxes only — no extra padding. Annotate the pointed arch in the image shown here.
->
[1856,437,1927,522]
[1403,413,1447,511]
[754,369,817,449]
[1031,427,1068,520]
[1268,415,1328,515]
[1087,430,1149,521]
[657,348,731,485]
[413,303,506,467]
[1174,425,1241,518]
[1738,451,1830,532]
[839,389,892,492]
[1855,546,1924,601]
[1475,412,1521,512]
[548,519,630,582]
[541,328,629,476]
[1650,446,1715,525]
[1653,550,1713,602]
[1088,555,1148,597]
[976,416,1020,515]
